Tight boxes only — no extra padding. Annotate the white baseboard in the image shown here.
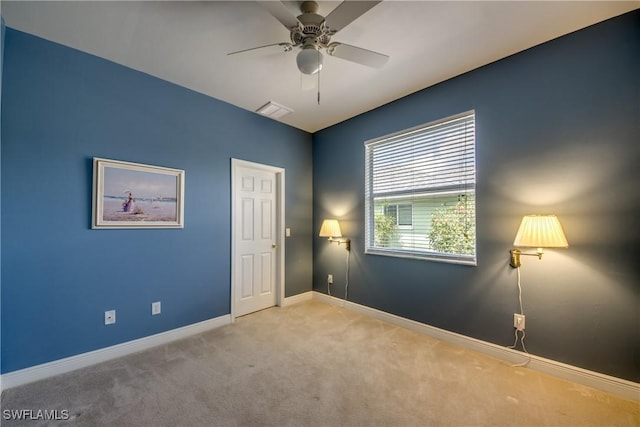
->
[4,295,638,402]
[282,291,313,307]
[312,291,639,402]
[1,314,231,392]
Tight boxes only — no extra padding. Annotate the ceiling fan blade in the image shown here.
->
[259,1,300,29]
[327,43,389,68]
[227,43,293,58]
[324,1,381,33]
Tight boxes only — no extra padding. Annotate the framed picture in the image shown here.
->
[92,158,185,229]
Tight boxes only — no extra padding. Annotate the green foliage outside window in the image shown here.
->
[428,195,475,255]
[374,203,396,247]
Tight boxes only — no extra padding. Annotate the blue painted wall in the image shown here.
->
[1,29,313,373]
[1,15,5,370]
[313,11,639,382]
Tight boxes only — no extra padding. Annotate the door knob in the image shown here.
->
[272,243,278,248]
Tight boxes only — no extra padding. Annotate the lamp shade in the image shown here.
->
[513,215,569,248]
[319,219,342,238]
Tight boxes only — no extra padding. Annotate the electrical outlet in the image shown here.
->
[105,310,116,325]
[152,301,161,315]
[327,274,333,284]
[513,313,525,331]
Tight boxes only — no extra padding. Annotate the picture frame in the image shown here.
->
[92,157,185,229]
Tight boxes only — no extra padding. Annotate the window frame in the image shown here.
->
[364,111,477,266]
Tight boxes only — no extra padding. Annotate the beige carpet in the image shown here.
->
[2,300,638,426]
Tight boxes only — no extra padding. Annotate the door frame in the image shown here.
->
[230,158,285,322]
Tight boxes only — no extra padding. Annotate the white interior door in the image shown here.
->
[232,159,284,318]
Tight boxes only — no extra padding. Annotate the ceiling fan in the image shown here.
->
[228,1,389,98]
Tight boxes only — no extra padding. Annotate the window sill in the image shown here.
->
[365,247,477,266]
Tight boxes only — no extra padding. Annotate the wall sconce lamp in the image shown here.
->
[510,214,568,268]
[319,219,351,251]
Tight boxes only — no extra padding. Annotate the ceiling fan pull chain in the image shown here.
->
[317,49,321,105]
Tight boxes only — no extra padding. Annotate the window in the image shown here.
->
[365,112,476,265]
[384,203,413,227]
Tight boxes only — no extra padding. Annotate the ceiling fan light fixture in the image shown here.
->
[296,46,323,75]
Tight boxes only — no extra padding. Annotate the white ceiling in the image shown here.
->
[2,1,638,133]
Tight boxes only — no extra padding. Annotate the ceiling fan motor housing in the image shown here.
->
[291,0,332,47]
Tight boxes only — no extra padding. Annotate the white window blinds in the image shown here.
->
[364,112,476,265]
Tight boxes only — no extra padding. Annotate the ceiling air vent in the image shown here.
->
[256,101,293,119]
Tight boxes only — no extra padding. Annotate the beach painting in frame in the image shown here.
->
[92,158,184,229]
